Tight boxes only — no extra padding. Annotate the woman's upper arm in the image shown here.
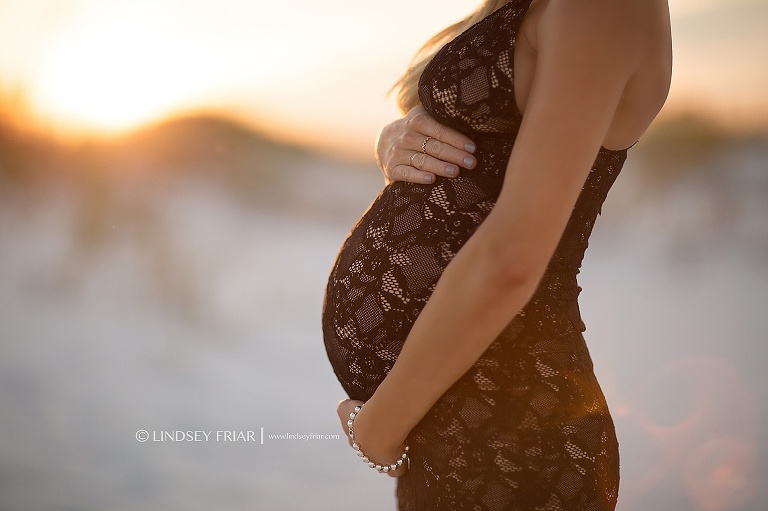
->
[481,0,641,279]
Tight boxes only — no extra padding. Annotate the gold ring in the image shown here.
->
[421,136,432,154]
[409,152,418,167]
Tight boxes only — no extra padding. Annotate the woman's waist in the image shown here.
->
[330,219,589,332]
[482,318,596,391]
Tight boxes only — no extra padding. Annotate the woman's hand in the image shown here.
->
[336,399,408,478]
[375,105,478,185]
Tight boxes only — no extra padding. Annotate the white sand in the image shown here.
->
[1,149,766,510]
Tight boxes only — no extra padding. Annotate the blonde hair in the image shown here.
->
[394,0,512,113]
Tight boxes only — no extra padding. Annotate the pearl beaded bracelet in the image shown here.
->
[347,404,409,473]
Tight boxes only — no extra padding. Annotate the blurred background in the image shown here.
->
[0,0,766,510]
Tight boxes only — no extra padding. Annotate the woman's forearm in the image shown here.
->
[359,210,545,451]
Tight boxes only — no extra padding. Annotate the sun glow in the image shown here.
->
[30,11,222,136]
[2,0,763,155]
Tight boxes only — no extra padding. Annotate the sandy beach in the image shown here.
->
[1,124,766,510]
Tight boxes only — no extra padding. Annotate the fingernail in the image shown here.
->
[465,143,476,153]
[446,165,457,177]
[463,156,475,167]
[424,174,433,184]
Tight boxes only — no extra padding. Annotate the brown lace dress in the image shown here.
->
[322,0,625,509]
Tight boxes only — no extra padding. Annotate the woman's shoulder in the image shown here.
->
[533,0,672,92]
[534,0,670,50]
[528,0,672,150]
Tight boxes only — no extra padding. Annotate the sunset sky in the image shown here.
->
[1,0,766,159]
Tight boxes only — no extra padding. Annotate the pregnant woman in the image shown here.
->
[323,0,672,509]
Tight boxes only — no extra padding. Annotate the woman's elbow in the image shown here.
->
[483,242,545,294]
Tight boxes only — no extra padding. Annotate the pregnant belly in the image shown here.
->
[321,180,493,399]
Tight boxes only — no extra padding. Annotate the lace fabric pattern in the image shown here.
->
[322,0,624,508]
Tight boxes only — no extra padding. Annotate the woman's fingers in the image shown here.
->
[398,107,477,183]
[406,106,477,159]
[388,164,436,185]
[389,153,455,185]
[406,132,476,171]
[376,105,478,185]
[393,140,475,184]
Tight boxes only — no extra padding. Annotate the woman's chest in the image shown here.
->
[417,0,534,137]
